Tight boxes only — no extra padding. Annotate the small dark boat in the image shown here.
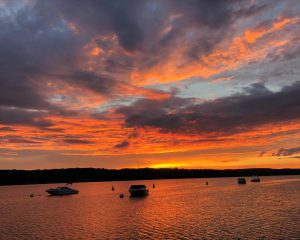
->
[46,186,79,196]
[251,176,260,182]
[129,185,149,197]
[237,178,246,184]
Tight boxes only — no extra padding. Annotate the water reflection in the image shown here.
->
[0,176,299,239]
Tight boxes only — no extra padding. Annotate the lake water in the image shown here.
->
[0,176,299,240]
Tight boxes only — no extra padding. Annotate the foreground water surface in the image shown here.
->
[0,175,299,240]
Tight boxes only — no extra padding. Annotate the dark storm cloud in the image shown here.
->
[0,0,149,117]
[45,0,146,51]
[0,0,269,95]
[0,74,49,110]
[162,0,267,60]
[0,127,15,132]
[63,138,94,145]
[267,36,300,63]
[272,146,300,156]
[0,107,54,128]
[169,0,235,28]
[0,1,83,127]
[47,0,266,67]
[128,128,139,139]
[114,140,130,149]
[0,136,41,144]
[259,151,267,157]
[113,129,138,150]
[0,0,283,129]
[117,82,300,135]
[0,2,79,108]
[165,0,236,59]
[66,71,119,96]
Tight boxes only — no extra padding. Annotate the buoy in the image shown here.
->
[206,181,208,186]
[112,186,115,191]
[119,193,124,198]
[153,184,155,188]
[30,194,34,198]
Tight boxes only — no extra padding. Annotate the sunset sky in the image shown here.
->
[0,0,300,169]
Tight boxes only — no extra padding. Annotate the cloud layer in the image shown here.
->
[0,0,299,169]
[117,82,300,135]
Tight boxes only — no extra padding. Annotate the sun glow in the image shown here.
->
[150,163,190,169]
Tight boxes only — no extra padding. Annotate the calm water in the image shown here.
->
[0,176,299,240]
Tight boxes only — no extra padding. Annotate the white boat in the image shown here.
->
[251,176,261,182]
[46,186,79,196]
[129,185,149,197]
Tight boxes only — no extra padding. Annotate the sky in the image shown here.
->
[0,0,300,170]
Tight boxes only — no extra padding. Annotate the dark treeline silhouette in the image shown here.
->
[0,168,299,186]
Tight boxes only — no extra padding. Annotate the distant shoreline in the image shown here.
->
[0,168,299,186]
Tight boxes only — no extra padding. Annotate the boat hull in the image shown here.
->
[129,189,149,197]
[251,179,260,182]
[237,178,246,184]
[46,189,79,196]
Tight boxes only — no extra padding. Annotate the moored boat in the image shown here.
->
[129,185,149,197]
[237,178,246,184]
[251,176,260,182]
[46,186,79,196]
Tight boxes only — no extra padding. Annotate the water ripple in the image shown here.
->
[0,176,299,239]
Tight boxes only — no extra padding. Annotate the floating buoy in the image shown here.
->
[30,194,34,198]
[112,186,115,191]
[119,193,124,198]
[153,184,155,188]
[206,181,208,186]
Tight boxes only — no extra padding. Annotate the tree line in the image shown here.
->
[0,168,299,185]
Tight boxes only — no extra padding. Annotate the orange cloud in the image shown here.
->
[130,17,298,85]
[1,116,300,169]
[89,47,103,57]
[245,17,298,44]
